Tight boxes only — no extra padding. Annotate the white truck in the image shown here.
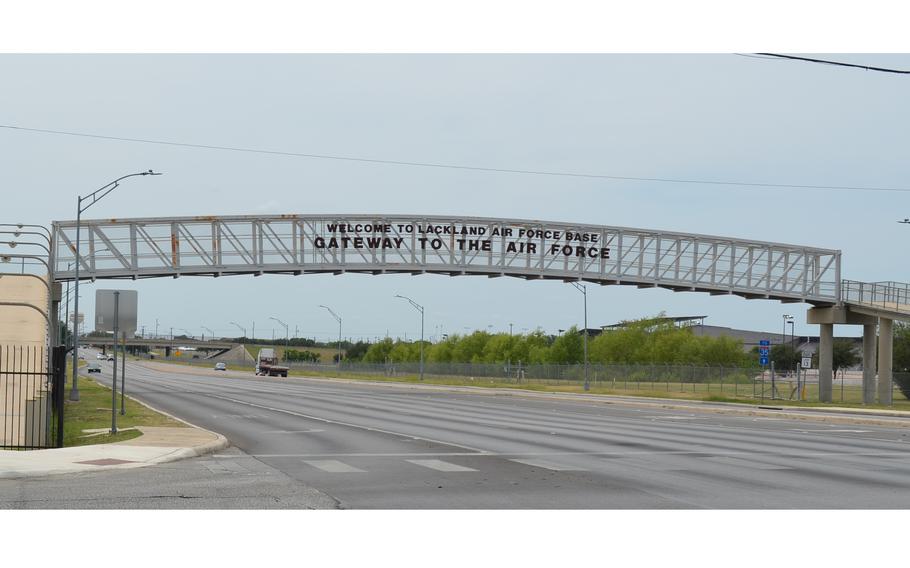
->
[255,348,289,377]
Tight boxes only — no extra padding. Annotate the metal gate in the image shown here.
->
[0,345,64,449]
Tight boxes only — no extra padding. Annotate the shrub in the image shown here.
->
[894,373,910,400]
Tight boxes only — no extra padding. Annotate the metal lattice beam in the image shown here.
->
[50,214,842,305]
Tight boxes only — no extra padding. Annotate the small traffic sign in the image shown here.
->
[759,339,770,346]
[801,357,812,369]
[760,356,769,366]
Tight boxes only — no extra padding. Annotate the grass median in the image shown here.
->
[138,357,910,412]
[63,363,186,447]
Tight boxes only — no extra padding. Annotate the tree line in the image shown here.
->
[358,316,752,366]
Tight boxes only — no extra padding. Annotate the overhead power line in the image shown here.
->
[755,53,910,75]
[1,123,909,193]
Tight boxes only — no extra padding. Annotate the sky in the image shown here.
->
[2,53,909,341]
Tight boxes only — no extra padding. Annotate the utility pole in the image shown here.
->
[111,291,120,433]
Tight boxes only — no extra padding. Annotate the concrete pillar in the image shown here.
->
[862,324,877,404]
[818,323,834,403]
[878,317,893,405]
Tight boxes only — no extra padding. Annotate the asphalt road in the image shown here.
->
[4,355,910,509]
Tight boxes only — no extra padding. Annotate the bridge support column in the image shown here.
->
[808,306,878,404]
[878,317,893,405]
[862,324,877,405]
[818,323,833,403]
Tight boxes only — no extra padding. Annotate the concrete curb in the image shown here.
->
[83,369,232,448]
[0,373,234,480]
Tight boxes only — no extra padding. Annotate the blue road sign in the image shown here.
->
[759,339,770,346]
[759,356,769,366]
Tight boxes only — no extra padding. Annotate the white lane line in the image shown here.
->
[262,429,326,434]
[705,456,792,470]
[644,416,701,420]
[407,459,478,472]
[510,459,586,471]
[796,429,872,433]
[303,460,366,473]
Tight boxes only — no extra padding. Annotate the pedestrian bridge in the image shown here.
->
[50,214,845,306]
[45,213,910,405]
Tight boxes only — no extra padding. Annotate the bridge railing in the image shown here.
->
[841,280,910,314]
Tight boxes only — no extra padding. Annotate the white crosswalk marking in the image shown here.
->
[510,459,586,471]
[406,459,477,472]
[303,460,366,473]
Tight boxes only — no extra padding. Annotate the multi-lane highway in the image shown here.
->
[5,356,910,508]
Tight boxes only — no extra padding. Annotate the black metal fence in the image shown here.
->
[0,345,64,450]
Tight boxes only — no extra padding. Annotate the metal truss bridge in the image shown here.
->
[37,213,910,405]
[50,213,846,307]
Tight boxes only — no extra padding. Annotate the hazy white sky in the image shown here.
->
[2,54,909,340]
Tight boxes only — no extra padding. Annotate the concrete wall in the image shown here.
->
[0,274,48,348]
[0,274,49,447]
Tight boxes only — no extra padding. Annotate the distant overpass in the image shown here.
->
[84,337,236,350]
[47,213,910,405]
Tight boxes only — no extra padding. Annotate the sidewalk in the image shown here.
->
[0,425,229,480]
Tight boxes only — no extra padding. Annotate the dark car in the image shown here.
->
[87,363,102,373]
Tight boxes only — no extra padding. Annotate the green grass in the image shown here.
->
[63,365,187,447]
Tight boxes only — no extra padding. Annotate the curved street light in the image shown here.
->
[394,294,424,381]
[319,305,343,368]
[269,316,289,360]
[70,171,162,402]
[570,282,590,392]
[229,321,247,338]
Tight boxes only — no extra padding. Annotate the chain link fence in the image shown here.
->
[143,353,909,404]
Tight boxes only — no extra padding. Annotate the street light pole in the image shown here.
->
[70,170,162,402]
[230,321,247,339]
[202,326,214,341]
[395,294,424,381]
[320,305,343,368]
[269,316,289,361]
[571,282,590,392]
